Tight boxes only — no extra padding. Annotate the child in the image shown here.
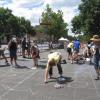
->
[84,45,93,64]
[0,45,9,65]
[31,45,40,69]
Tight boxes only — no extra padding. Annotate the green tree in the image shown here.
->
[40,4,68,41]
[71,15,82,34]
[17,17,27,36]
[35,25,44,33]
[14,17,36,37]
[0,7,12,34]
[7,15,20,36]
[0,7,36,38]
[71,0,100,36]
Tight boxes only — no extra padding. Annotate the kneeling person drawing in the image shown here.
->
[44,52,63,83]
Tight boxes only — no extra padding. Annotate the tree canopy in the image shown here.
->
[0,7,36,38]
[71,0,100,36]
[40,4,68,41]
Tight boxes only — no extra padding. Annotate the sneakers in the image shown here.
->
[23,56,26,58]
[44,81,48,84]
[5,61,9,65]
[71,61,73,64]
[48,76,53,79]
[10,64,14,67]
[95,76,100,80]
[60,74,63,77]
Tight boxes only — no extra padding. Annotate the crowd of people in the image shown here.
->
[44,35,100,82]
[0,37,40,69]
[67,39,93,64]
[0,35,100,82]
[66,35,100,80]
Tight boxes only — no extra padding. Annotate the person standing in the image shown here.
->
[22,37,27,58]
[49,41,53,50]
[0,45,9,65]
[26,39,31,58]
[67,41,73,60]
[73,39,80,53]
[83,45,93,64]
[71,39,80,64]
[8,37,18,67]
[90,35,100,80]
[31,45,40,69]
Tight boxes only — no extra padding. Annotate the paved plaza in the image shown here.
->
[0,49,100,100]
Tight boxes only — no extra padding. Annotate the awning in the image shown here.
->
[58,37,69,42]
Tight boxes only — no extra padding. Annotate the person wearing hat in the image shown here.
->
[44,52,63,83]
[90,35,100,80]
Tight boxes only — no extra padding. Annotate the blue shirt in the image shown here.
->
[74,40,80,50]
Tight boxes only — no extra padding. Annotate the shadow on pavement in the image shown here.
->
[39,60,47,63]
[47,79,57,83]
[63,76,73,82]
[61,60,67,64]
[38,65,46,69]
[15,64,30,69]
[57,76,73,84]
[0,64,10,67]
[46,76,73,84]
[17,58,31,61]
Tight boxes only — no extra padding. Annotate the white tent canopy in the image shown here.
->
[58,37,69,42]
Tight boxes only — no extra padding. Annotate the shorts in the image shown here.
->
[94,57,100,69]
[67,48,72,54]
[10,50,17,58]
[0,50,4,56]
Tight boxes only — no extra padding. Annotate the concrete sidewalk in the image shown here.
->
[0,49,100,100]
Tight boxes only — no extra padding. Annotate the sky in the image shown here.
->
[0,0,81,35]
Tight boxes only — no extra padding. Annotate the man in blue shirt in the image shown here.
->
[73,39,80,53]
